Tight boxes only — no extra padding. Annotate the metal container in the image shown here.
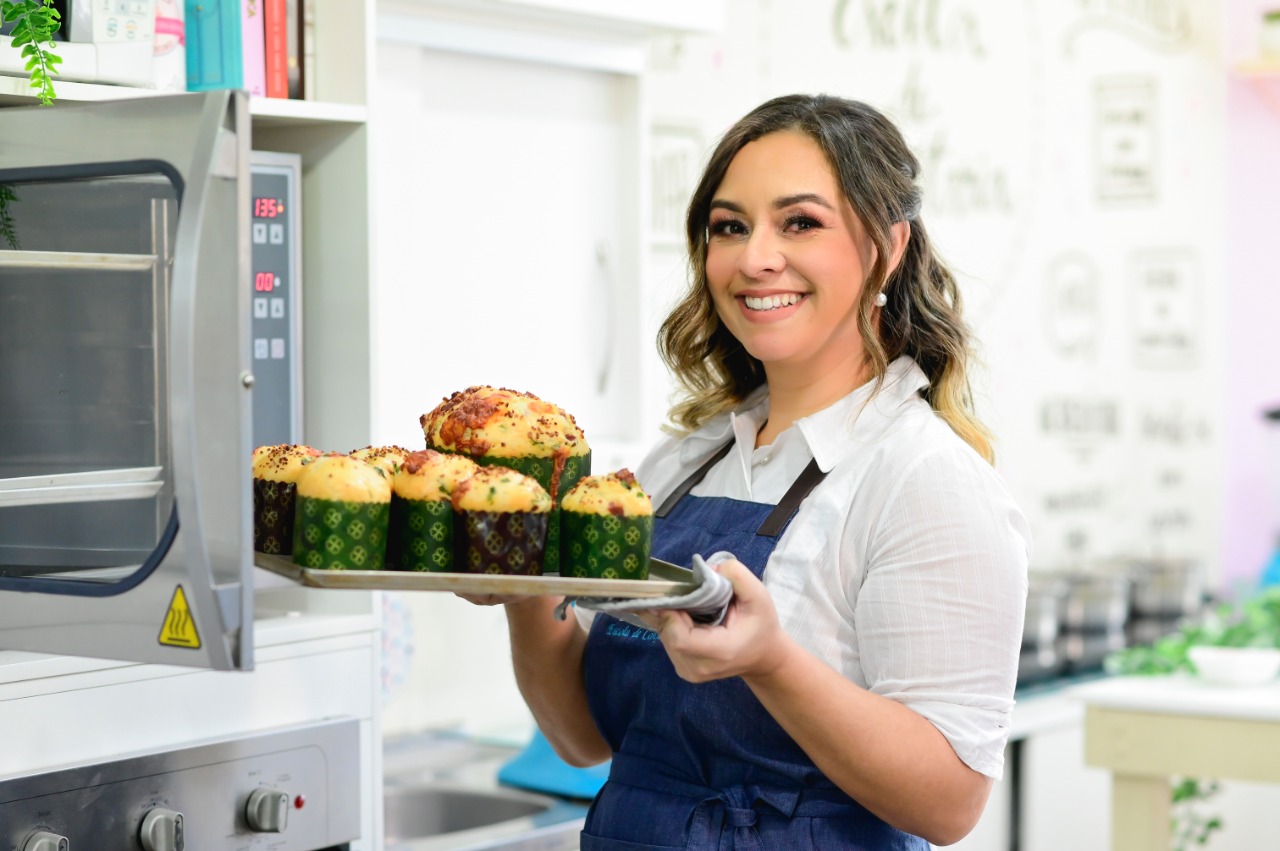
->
[1057,568,1132,633]
[1023,573,1069,647]
[1129,558,1204,617]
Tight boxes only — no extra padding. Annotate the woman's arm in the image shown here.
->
[652,563,990,845]
[502,596,612,766]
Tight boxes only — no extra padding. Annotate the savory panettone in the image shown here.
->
[348,444,412,478]
[421,385,589,461]
[421,386,591,573]
[561,469,653,580]
[388,449,479,572]
[292,454,393,570]
[251,443,322,555]
[450,465,552,575]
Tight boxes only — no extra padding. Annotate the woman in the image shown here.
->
[493,93,1029,849]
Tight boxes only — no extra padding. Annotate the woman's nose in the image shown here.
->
[738,228,785,277]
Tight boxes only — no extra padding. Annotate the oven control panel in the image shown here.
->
[0,720,358,850]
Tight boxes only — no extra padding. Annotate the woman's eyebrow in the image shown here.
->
[708,194,835,214]
[774,193,834,210]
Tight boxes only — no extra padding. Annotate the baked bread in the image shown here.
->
[348,444,412,478]
[421,386,591,573]
[388,449,479,572]
[292,454,393,570]
[251,443,322,555]
[561,469,653,580]
[451,465,552,575]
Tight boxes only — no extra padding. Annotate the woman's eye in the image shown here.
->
[784,214,822,232]
[709,219,747,238]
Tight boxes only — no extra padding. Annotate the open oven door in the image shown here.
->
[0,90,255,670]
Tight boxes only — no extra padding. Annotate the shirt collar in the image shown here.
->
[798,356,928,471]
[675,357,929,471]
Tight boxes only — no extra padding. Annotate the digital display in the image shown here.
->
[255,271,276,292]
[254,197,284,218]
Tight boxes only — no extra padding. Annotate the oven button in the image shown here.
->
[245,787,290,833]
[22,832,68,851]
[139,807,184,851]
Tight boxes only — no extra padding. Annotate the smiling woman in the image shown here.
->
[482,93,1030,850]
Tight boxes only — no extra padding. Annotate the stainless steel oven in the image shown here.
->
[0,90,255,670]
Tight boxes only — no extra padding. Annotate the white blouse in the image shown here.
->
[634,356,1031,780]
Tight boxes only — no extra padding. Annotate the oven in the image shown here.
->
[0,90,257,670]
[0,718,360,850]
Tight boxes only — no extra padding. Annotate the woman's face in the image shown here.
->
[705,130,878,381]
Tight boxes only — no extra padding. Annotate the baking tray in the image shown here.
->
[253,552,699,598]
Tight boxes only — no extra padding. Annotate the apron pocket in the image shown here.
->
[579,831,683,851]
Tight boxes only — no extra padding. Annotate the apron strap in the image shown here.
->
[654,440,829,538]
[755,458,827,538]
[654,441,734,518]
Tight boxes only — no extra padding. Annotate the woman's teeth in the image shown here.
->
[744,293,801,311]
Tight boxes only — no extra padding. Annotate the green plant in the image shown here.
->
[0,183,18,249]
[2,0,61,105]
[1104,586,1280,849]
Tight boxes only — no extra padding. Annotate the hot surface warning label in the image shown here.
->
[159,585,201,649]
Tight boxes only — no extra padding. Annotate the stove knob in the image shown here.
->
[245,787,290,833]
[139,807,184,851]
[22,833,68,851]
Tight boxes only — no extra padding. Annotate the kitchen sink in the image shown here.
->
[385,785,554,838]
[382,733,591,850]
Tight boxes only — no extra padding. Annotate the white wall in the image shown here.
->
[371,0,1230,736]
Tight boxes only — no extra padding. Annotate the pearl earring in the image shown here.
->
[874,292,887,307]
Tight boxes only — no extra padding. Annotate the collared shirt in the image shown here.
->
[634,356,1031,780]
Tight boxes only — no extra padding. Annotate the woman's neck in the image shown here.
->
[756,357,874,447]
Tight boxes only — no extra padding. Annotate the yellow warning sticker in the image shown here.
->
[158,585,201,649]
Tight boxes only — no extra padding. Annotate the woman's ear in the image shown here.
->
[886,220,911,277]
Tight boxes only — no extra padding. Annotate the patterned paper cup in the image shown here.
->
[455,510,549,576]
[389,496,454,572]
[479,452,590,574]
[561,512,652,580]
[292,496,390,570]
[253,478,298,555]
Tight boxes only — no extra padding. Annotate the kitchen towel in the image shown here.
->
[556,552,735,629]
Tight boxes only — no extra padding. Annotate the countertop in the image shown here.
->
[1070,673,1280,720]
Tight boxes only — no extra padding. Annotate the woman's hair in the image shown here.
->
[657,93,994,463]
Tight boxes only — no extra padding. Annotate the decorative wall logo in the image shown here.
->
[831,0,986,58]
[1064,0,1194,55]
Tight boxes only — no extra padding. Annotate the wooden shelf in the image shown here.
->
[1233,57,1280,78]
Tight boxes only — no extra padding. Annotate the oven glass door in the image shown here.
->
[0,172,177,579]
[0,91,254,670]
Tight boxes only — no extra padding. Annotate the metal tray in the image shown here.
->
[253,553,699,599]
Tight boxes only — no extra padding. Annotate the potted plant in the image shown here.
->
[2,0,61,105]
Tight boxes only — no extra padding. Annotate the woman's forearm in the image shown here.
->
[743,636,992,846]
[505,597,611,766]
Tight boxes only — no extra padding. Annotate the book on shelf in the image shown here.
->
[300,0,316,99]
[263,0,288,98]
[242,0,266,97]
[286,0,302,99]
[185,0,244,91]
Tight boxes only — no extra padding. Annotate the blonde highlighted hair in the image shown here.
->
[657,93,994,464]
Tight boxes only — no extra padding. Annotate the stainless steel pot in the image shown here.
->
[1023,574,1068,647]
[1058,569,1132,633]
[1130,558,1204,617]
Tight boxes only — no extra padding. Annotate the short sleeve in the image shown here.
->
[851,445,1030,779]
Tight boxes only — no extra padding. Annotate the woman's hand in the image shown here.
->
[642,558,797,683]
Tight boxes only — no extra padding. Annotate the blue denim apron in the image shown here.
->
[580,444,929,850]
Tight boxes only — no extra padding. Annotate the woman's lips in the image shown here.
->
[737,292,806,320]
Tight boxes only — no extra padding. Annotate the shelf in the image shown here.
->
[0,75,365,126]
[1234,57,1280,78]
[1232,58,1280,119]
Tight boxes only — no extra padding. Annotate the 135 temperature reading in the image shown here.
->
[254,197,284,218]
